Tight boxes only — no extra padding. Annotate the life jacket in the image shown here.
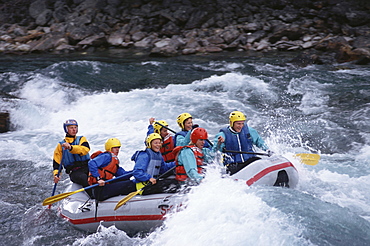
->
[60,136,90,173]
[174,130,188,146]
[161,135,175,163]
[88,151,119,185]
[220,125,255,165]
[131,148,162,179]
[173,145,204,182]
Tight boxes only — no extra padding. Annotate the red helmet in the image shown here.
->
[190,127,208,143]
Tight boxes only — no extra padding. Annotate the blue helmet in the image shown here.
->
[63,119,78,133]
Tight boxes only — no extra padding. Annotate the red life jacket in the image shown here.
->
[88,151,119,185]
[173,145,204,182]
[161,135,175,163]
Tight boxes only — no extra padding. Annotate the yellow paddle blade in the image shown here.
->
[114,190,141,211]
[294,153,320,166]
[42,188,85,206]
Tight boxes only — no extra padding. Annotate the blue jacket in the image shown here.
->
[213,125,268,164]
[60,136,90,171]
[132,148,175,183]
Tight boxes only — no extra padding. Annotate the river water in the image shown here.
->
[0,50,369,246]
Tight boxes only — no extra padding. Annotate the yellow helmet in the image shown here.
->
[229,111,246,127]
[153,120,168,134]
[146,133,162,148]
[177,113,192,129]
[105,138,121,151]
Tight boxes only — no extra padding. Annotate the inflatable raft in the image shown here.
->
[58,155,298,233]
[58,185,186,234]
[230,155,299,188]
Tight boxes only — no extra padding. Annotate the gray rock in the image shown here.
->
[30,33,68,52]
[185,9,209,29]
[132,31,146,42]
[107,32,124,46]
[161,21,181,36]
[182,48,197,55]
[13,27,27,36]
[15,44,31,52]
[255,38,270,51]
[36,9,53,26]
[302,41,316,49]
[207,35,224,45]
[243,22,260,31]
[78,34,106,46]
[184,37,200,49]
[220,28,240,44]
[134,35,157,48]
[204,45,223,53]
[29,0,48,19]
[247,30,266,43]
[53,6,70,23]
[151,45,178,56]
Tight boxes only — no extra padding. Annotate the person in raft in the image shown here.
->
[174,112,211,149]
[212,111,273,175]
[52,119,91,189]
[172,127,219,184]
[174,112,193,147]
[132,133,179,195]
[88,138,135,201]
[146,117,175,163]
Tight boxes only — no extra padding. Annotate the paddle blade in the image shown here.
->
[294,153,320,166]
[114,190,141,210]
[42,188,84,206]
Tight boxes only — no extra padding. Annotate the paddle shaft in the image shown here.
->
[138,165,176,193]
[51,149,65,196]
[224,149,320,165]
[43,171,133,206]
[223,149,269,156]
[115,166,176,210]
[48,149,65,208]
[155,121,213,147]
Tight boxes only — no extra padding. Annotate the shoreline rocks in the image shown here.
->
[0,0,370,65]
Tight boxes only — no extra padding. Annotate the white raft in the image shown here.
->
[59,186,186,234]
[230,155,299,188]
[58,155,298,233]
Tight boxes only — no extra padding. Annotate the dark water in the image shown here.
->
[0,50,369,245]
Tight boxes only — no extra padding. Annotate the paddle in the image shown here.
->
[293,153,321,166]
[48,150,65,209]
[155,121,213,147]
[42,172,133,206]
[223,149,320,166]
[223,149,270,156]
[114,166,176,210]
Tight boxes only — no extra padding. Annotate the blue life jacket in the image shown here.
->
[220,125,255,164]
[60,136,90,172]
[145,148,162,178]
[131,149,162,179]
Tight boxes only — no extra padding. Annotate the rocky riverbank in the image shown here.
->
[1,0,370,66]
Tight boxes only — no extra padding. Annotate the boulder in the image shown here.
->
[78,34,107,46]
[107,32,124,46]
[30,33,68,52]
[29,0,49,19]
[35,9,53,26]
